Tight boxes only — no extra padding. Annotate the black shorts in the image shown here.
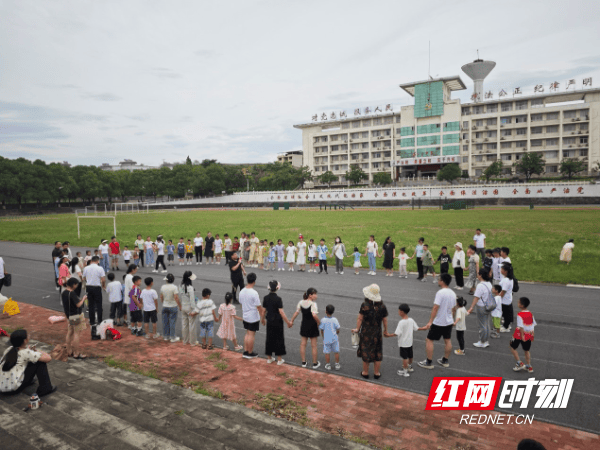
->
[308,257,316,263]
[243,320,260,332]
[399,346,413,360]
[510,338,532,351]
[178,253,185,259]
[130,310,143,323]
[167,254,174,261]
[143,310,158,323]
[427,324,453,341]
[186,253,193,259]
[124,260,130,265]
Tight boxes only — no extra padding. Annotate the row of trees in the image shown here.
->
[316,166,393,187]
[0,157,312,207]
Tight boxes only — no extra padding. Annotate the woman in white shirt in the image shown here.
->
[499,263,515,333]
[560,239,574,265]
[0,330,55,396]
[296,235,307,272]
[364,235,378,276]
[467,269,493,348]
[98,239,110,273]
[452,242,466,290]
[153,236,167,273]
[144,236,155,266]
[331,236,347,275]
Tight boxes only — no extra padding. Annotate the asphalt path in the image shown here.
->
[1,241,599,434]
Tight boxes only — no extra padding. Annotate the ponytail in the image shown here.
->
[304,287,317,300]
[501,263,514,280]
[1,330,27,372]
[225,292,233,305]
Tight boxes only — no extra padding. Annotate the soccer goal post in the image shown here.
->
[77,215,117,238]
[113,202,149,214]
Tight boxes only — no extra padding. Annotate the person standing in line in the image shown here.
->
[296,235,307,272]
[0,255,7,293]
[177,238,186,266]
[122,247,132,268]
[290,287,321,369]
[510,297,536,374]
[397,247,411,278]
[57,255,71,299]
[258,240,267,270]
[452,242,466,291]
[123,264,138,329]
[217,292,243,351]
[285,241,297,271]
[364,235,379,276]
[185,239,194,265]
[491,248,502,285]
[490,284,503,339]
[382,236,395,277]
[453,297,467,356]
[134,234,145,268]
[261,280,291,365]
[559,239,574,265]
[82,256,106,341]
[239,232,247,264]
[331,236,347,275]
[106,273,124,325]
[204,231,215,264]
[352,247,362,275]
[180,271,199,346]
[418,273,457,369]
[499,263,515,333]
[98,239,110,274]
[144,236,154,267]
[473,229,486,260]
[317,239,328,274]
[421,244,437,283]
[197,288,219,350]
[160,273,181,343]
[411,238,425,280]
[229,252,246,304]
[319,305,341,371]
[62,278,87,360]
[193,232,204,265]
[465,245,480,295]
[499,247,511,281]
[140,277,160,339]
[232,236,240,258]
[52,241,63,290]
[384,303,424,377]
[239,273,262,359]
[307,239,317,273]
[275,239,285,271]
[467,269,494,348]
[223,234,233,264]
[62,242,73,260]
[248,232,259,267]
[166,240,175,266]
[109,236,121,271]
[153,235,167,273]
[268,242,276,271]
[434,246,451,277]
[214,234,223,265]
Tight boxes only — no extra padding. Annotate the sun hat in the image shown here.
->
[101,239,108,244]
[189,273,197,281]
[362,284,382,302]
[454,242,462,249]
[298,234,303,238]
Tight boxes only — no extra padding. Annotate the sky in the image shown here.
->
[1,0,599,167]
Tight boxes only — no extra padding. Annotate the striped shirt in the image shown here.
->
[83,264,106,286]
[197,298,216,323]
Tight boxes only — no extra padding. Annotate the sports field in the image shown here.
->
[0,208,598,285]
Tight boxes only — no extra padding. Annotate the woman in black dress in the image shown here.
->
[352,284,389,379]
[289,287,321,369]
[381,236,396,277]
[261,280,291,365]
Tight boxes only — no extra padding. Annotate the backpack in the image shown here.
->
[512,277,520,293]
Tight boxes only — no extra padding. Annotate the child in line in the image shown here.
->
[84,250,93,265]
[491,285,503,338]
[491,248,501,285]
[216,292,243,351]
[421,244,436,283]
[185,239,194,265]
[258,240,266,270]
[286,240,297,271]
[140,277,160,339]
[319,305,341,370]
[177,238,186,265]
[166,240,175,266]
[107,273,124,325]
[276,239,285,271]
[133,248,140,267]
[435,246,451,275]
[483,249,494,279]
[317,239,328,274]
[510,297,536,373]
[385,303,425,377]
[223,234,232,263]
[453,297,467,356]
[262,240,269,270]
[352,247,362,275]
[197,288,220,350]
[214,234,223,265]
[232,236,240,258]
[268,242,276,271]
[307,239,317,273]
[129,275,144,336]
[397,247,410,278]
[123,246,132,267]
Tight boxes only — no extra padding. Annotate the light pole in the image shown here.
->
[57,186,63,207]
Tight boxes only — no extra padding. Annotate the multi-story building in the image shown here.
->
[294,64,598,186]
[276,150,304,168]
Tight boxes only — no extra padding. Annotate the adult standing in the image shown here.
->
[331,236,347,275]
[153,235,167,273]
[296,235,307,272]
[560,239,574,265]
[0,330,56,397]
[364,235,379,276]
[57,255,70,300]
[229,253,246,304]
[411,238,425,280]
[52,241,63,290]
[499,263,515,333]
[98,239,110,274]
[123,264,138,328]
[144,236,155,267]
[239,273,262,359]
[418,273,457,369]
[0,255,6,293]
[467,269,494,348]
[473,229,486,259]
[109,236,121,271]
[180,271,199,346]
[69,256,83,297]
[452,242,466,290]
[290,287,321,369]
[261,280,291,365]
[61,278,87,359]
[194,232,204,265]
[352,284,388,378]
[134,234,145,268]
[82,256,106,341]
[382,236,396,277]
[62,242,73,260]
[160,273,181,342]
[465,245,480,295]
[204,232,215,264]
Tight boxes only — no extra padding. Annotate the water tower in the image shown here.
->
[461,56,496,101]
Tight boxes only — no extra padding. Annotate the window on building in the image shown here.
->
[342,123,350,129]
[515,153,522,160]
[579,109,589,119]
[501,117,512,125]
[362,120,371,127]
[516,101,528,110]
[580,137,588,145]
[373,152,382,158]
[563,124,576,132]
[396,150,402,156]
[362,153,369,159]
[487,131,497,138]
[362,132,369,138]
[333,165,339,171]
[475,155,483,162]
[487,118,497,126]
[384,117,393,124]
[351,154,359,160]
[351,143,359,150]
[531,140,543,147]
[563,150,574,158]
[475,120,483,127]
[331,156,339,162]
[384,151,391,158]
[501,142,512,149]
[395,116,402,123]
[515,115,527,123]
[563,137,576,146]
[383,161,391,168]
[487,143,497,150]
[362,163,369,169]
[462,121,469,128]
[462,107,471,115]
[516,128,527,135]
[396,139,402,146]
[487,104,498,113]
[580,149,588,157]
[372,130,381,137]
[474,106,483,114]
[546,165,558,173]
[463,156,469,163]
[516,141,527,148]
[341,144,348,151]
[580,123,589,131]
[331,145,339,151]
[546,112,559,120]
[546,139,558,146]
[372,162,380,169]
[475,169,483,176]
[352,121,361,128]
[531,99,543,108]
[396,128,402,134]
[350,132,358,139]
[475,132,482,139]
[476,144,483,150]
[331,135,338,141]
[372,141,381,148]
[546,125,558,133]
[501,154,512,161]
[384,129,391,136]
[373,118,382,125]
[463,145,469,151]
[564,111,576,119]
[545,151,558,159]
[341,155,348,161]
[531,114,543,122]
[462,133,468,139]
[531,127,542,134]
[501,103,513,112]
[501,130,512,137]
[362,142,369,149]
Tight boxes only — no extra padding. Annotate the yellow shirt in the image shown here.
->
[258,245,265,259]
[250,237,259,249]
[185,244,194,253]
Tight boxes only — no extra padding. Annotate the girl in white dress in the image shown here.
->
[296,235,307,272]
[286,241,297,271]
[214,234,223,265]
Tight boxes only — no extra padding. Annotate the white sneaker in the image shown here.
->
[334,363,341,371]
[472,341,489,348]
[397,369,410,377]
[161,270,167,273]
[325,363,332,370]
[371,272,376,276]
[340,271,344,275]
[199,262,202,265]
[277,359,285,366]
[152,269,158,273]
[312,362,321,369]
[455,286,463,290]
[196,262,199,265]
[170,337,180,343]
[405,276,408,279]
[154,333,161,339]
[266,357,274,364]
[500,326,511,333]
[433,279,437,284]
[291,268,294,272]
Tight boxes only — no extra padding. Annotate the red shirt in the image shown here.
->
[513,310,536,341]
[109,242,120,255]
[232,242,240,251]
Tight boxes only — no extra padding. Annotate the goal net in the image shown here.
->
[77,215,117,239]
[113,202,149,214]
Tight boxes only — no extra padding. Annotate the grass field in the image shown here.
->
[1,208,598,285]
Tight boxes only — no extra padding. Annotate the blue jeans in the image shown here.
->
[368,253,376,271]
[162,306,178,339]
[101,254,110,273]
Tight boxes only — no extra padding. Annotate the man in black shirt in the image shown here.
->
[51,241,63,289]
[229,253,246,304]
[435,246,452,275]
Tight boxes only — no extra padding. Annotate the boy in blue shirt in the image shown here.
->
[166,240,175,266]
[319,304,340,370]
[317,239,328,274]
